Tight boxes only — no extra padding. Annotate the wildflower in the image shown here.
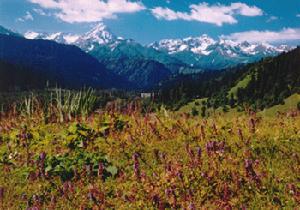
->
[185,143,195,159]
[63,182,69,197]
[196,147,202,159]
[39,152,46,161]
[0,187,4,200]
[152,195,160,207]
[32,194,41,206]
[176,171,183,181]
[158,200,165,210]
[188,202,196,210]
[50,195,56,207]
[133,153,140,179]
[238,128,244,141]
[249,118,256,133]
[27,171,37,181]
[286,183,297,195]
[165,188,172,198]
[165,161,172,172]
[38,152,46,177]
[244,159,261,186]
[88,188,97,203]
[223,183,230,202]
[206,141,225,155]
[97,162,104,179]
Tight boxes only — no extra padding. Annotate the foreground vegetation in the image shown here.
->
[0,95,299,209]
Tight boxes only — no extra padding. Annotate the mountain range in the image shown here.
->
[0,33,131,91]
[24,23,293,71]
[0,24,295,91]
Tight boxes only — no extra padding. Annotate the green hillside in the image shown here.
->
[228,74,251,99]
[259,93,300,117]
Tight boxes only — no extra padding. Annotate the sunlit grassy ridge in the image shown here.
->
[228,74,252,99]
[259,94,300,117]
[0,101,299,209]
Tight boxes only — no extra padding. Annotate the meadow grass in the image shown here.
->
[0,98,299,209]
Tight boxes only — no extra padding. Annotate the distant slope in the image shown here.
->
[0,25,22,37]
[0,60,48,91]
[157,67,246,108]
[158,47,300,111]
[228,74,251,99]
[259,94,300,116]
[0,34,131,90]
[232,47,300,109]
[101,57,172,89]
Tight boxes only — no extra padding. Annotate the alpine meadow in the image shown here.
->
[0,0,300,209]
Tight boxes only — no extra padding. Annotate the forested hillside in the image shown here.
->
[0,60,48,91]
[158,47,300,111]
[234,47,300,109]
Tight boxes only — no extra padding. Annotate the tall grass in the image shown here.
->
[17,88,98,122]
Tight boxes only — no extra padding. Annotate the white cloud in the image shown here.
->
[221,28,300,43]
[17,11,34,22]
[151,7,191,21]
[151,2,263,26]
[266,16,278,23]
[28,0,145,23]
[33,8,48,16]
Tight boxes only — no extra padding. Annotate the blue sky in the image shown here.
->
[1,0,300,44]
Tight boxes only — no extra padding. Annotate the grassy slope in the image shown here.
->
[227,74,251,99]
[259,93,300,117]
[179,94,300,118]
[178,98,207,113]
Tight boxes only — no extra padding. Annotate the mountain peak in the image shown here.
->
[91,22,108,33]
[81,22,116,45]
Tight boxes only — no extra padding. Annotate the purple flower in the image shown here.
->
[196,147,202,159]
[0,187,4,200]
[188,202,196,210]
[39,152,46,161]
[98,162,104,178]
[133,153,140,179]
[249,118,256,133]
[206,141,225,155]
[244,159,261,186]
[238,129,244,141]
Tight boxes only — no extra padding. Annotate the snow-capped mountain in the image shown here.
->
[24,31,80,44]
[149,36,293,69]
[24,23,293,71]
[150,35,216,56]
[75,23,126,51]
[72,23,184,75]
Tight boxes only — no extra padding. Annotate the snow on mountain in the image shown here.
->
[79,23,115,45]
[75,23,126,52]
[150,35,216,56]
[23,24,294,71]
[24,31,80,44]
[150,36,291,57]
[149,35,293,69]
